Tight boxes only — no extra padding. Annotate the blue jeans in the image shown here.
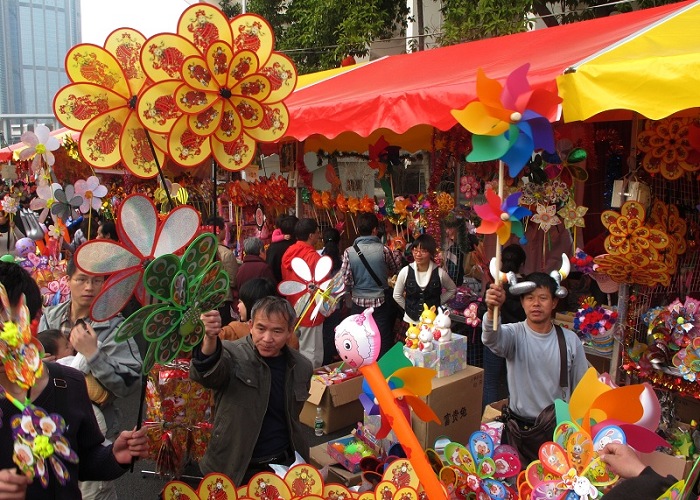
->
[483,345,508,407]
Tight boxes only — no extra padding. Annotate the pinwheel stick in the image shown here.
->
[493,160,505,330]
[143,130,174,210]
[361,363,446,499]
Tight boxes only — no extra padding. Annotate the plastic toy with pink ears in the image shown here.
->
[333,310,447,499]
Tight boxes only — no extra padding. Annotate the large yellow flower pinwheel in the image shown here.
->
[600,200,669,259]
[637,117,700,180]
[137,6,297,171]
[594,253,670,288]
[53,29,165,178]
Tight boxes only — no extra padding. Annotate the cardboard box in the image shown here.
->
[411,365,484,449]
[402,333,468,378]
[481,398,508,423]
[638,450,694,482]
[554,312,575,331]
[300,363,365,433]
[309,442,363,487]
[362,413,399,454]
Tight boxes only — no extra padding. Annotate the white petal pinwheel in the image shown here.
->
[18,124,61,173]
[309,271,346,321]
[74,194,200,321]
[74,176,108,213]
[278,256,333,319]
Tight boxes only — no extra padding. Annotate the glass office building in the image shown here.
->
[0,0,80,142]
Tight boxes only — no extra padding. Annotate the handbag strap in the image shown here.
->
[353,243,384,288]
[554,324,568,391]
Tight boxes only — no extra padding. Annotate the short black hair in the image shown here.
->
[37,329,64,356]
[294,218,318,242]
[279,215,298,236]
[522,272,557,298]
[411,234,437,258]
[502,244,527,274]
[239,278,277,320]
[0,261,42,320]
[250,295,297,330]
[207,216,225,231]
[99,220,119,241]
[356,212,378,236]
[66,257,77,277]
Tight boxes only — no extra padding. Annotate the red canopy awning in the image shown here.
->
[284,1,692,150]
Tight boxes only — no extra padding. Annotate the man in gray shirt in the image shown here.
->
[482,272,588,459]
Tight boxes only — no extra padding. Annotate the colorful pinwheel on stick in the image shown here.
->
[473,190,531,245]
[278,256,333,329]
[74,194,200,322]
[451,63,561,177]
[54,29,165,178]
[114,233,229,374]
[137,5,297,171]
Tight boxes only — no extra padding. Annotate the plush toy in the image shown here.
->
[433,306,452,343]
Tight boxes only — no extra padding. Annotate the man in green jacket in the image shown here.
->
[193,296,313,486]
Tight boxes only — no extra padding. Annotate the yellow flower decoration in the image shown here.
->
[557,199,587,229]
[138,6,297,171]
[637,117,700,180]
[594,253,670,287]
[601,200,669,258]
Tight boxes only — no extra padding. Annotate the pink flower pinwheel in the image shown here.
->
[463,302,482,327]
[74,176,108,213]
[74,194,200,321]
[18,125,61,174]
[30,183,60,219]
[532,204,561,233]
[473,189,531,245]
[278,256,333,323]
[460,175,479,199]
[451,63,561,177]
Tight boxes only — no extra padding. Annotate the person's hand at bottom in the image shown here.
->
[0,468,32,500]
[112,427,150,465]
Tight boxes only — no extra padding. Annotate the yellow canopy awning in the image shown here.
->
[557,0,700,122]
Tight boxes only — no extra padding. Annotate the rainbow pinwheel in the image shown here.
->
[74,194,200,321]
[137,5,297,170]
[114,233,229,374]
[54,29,166,178]
[451,63,561,177]
[473,189,531,245]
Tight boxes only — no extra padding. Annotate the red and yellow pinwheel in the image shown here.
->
[54,29,166,178]
[473,189,531,245]
[137,5,297,171]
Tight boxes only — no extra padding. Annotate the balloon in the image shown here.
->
[15,237,36,258]
[334,308,381,368]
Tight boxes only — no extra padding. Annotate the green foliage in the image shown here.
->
[218,0,409,74]
[439,0,680,46]
[438,0,533,45]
